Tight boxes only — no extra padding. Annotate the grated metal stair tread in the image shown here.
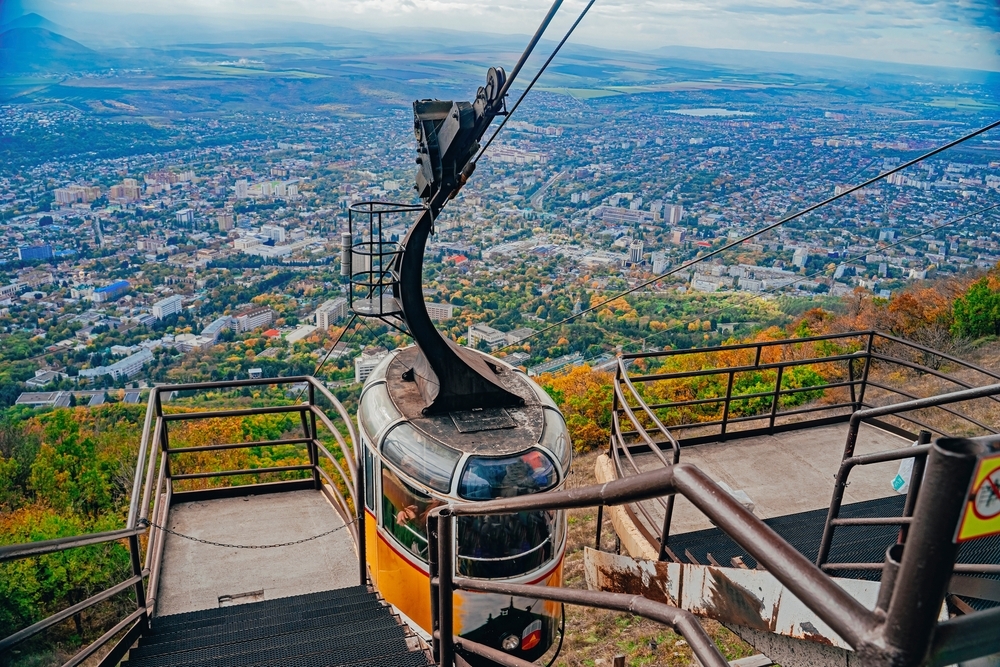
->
[124,587,433,667]
[664,495,1000,609]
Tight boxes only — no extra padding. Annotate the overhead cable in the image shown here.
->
[478,0,598,162]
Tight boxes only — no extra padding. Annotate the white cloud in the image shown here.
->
[33,0,1000,70]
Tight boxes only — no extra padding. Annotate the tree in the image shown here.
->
[952,276,1000,339]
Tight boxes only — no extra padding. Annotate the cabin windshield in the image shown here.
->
[381,464,442,561]
[457,450,557,500]
[457,511,555,579]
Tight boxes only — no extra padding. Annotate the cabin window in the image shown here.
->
[381,464,441,562]
[364,445,376,510]
[457,511,555,578]
[457,449,558,501]
[381,423,461,493]
[539,409,572,473]
[358,383,399,441]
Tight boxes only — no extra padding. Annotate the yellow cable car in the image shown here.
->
[357,346,572,663]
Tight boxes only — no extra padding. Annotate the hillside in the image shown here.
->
[0,26,104,73]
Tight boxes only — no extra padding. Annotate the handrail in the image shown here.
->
[604,330,1000,559]
[1,374,364,665]
[432,436,994,667]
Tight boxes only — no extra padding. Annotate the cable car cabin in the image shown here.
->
[357,345,572,664]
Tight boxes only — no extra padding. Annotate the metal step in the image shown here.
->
[124,587,432,667]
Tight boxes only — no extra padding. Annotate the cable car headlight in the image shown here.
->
[501,634,520,652]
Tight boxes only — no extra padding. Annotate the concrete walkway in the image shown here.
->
[156,489,358,616]
[632,422,914,536]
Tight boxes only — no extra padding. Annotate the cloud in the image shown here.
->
[22,0,1000,70]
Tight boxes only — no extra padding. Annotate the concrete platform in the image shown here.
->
[632,422,914,537]
[156,489,358,616]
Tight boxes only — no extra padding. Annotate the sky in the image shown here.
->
[8,0,1000,71]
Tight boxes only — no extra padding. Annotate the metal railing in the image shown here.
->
[0,376,363,667]
[817,383,1000,573]
[429,434,1000,667]
[608,330,1000,560]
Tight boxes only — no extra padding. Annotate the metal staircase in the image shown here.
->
[121,587,432,667]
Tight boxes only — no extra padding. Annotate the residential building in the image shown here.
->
[217,213,234,231]
[527,352,584,377]
[234,307,274,333]
[18,244,53,261]
[665,204,685,225]
[424,302,456,322]
[54,185,101,205]
[468,323,507,351]
[176,209,194,224]
[651,251,668,274]
[15,391,73,408]
[628,239,644,266]
[315,297,348,329]
[354,347,389,384]
[286,325,318,344]
[505,328,535,346]
[235,180,249,199]
[152,294,184,320]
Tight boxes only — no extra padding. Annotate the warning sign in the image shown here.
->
[956,452,1000,543]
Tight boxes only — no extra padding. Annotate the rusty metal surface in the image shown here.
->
[386,347,546,455]
[583,547,881,649]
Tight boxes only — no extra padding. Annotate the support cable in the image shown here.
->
[498,118,1000,352]
[478,0,598,162]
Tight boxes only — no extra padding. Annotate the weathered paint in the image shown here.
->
[583,547,883,649]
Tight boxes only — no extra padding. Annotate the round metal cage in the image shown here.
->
[345,201,424,319]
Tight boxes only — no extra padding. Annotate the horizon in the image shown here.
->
[2,0,999,73]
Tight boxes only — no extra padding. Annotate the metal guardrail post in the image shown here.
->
[856,331,875,409]
[356,444,367,587]
[768,364,784,432]
[127,534,148,630]
[899,430,931,543]
[882,437,981,665]
[437,508,456,667]
[305,385,321,490]
[848,357,857,410]
[720,369,734,438]
[427,512,441,662]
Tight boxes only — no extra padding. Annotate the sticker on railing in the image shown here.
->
[955,452,1000,543]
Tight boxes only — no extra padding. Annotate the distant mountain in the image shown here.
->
[0,26,106,73]
[0,11,64,32]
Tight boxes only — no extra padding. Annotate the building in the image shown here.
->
[248,368,263,380]
[468,323,507,351]
[25,369,66,388]
[286,325,318,345]
[234,237,262,251]
[665,204,685,225]
[176,209,194,225]
[91,280,130,303]
[424,302,456,322]
[505,328,536,346]
[234,307,274,333]
[137,238,167,253]
[152,294,184,320]
[651,251,669,274]
[315,297,348,330]
[235,180,249,199]
[691,273,734,292]
[54,185,101,205]
[792,247,809,269]
[15,391,73,408]
[354,347,389,384]
[109,178,141,202]
[201,316,233,341]
[217,213,234,231]
[79,349,154,381]
[670,229,686,245]
[18,245,53,261]
[527,352,584,377]
[260,225,287,243]
[628,239,644,266]
[19,271,53,288]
